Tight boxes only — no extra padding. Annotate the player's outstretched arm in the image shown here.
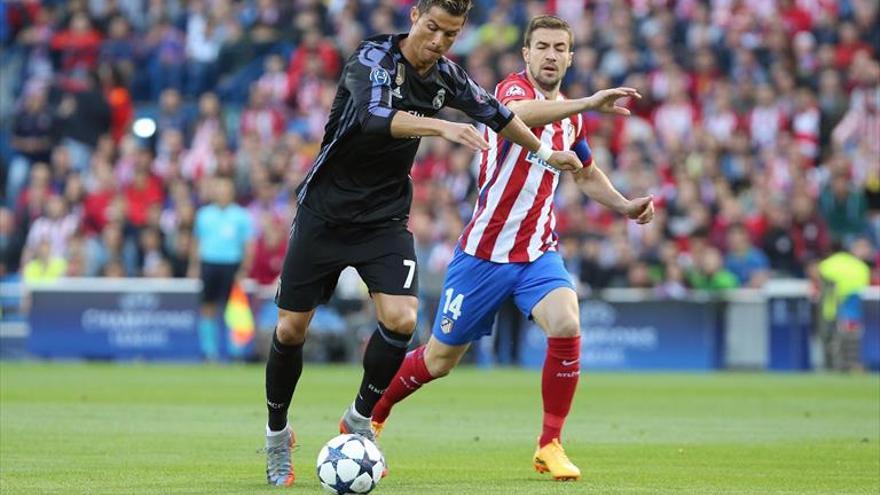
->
[498,116,582,172]
[574,164,654,225]
[389,111,489,151]
[507,87,641,128]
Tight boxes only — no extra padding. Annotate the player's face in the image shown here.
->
[408,6,466,68]
[523,28,573,91]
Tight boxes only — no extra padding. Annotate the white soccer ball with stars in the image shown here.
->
[316,433,385,494]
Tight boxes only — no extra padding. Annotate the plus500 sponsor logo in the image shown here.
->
[525,151,560,175]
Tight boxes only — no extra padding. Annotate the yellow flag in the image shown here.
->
[225,282,255,347]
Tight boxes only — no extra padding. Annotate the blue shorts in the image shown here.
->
[431,247,575,345]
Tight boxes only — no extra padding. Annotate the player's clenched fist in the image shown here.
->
[623,195,655,224]
[547,150,582,172]
[439,121,490,151]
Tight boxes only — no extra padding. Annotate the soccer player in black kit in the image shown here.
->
[264,0,582,485]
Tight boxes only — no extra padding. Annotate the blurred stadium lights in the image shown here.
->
[132,117,157,139]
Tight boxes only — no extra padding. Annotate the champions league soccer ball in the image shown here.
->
[316,434,386,494]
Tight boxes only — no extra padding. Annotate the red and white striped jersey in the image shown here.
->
[459,72,593,263]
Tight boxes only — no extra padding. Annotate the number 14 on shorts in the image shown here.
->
[443,288,464,320]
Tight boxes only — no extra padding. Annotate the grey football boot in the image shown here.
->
[265,426,295,486]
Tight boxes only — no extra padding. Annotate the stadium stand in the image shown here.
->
[1,0,877,308]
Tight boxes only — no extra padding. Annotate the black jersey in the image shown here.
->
[296,33,514,224]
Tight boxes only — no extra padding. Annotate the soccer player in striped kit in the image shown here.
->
[371,15,655,481]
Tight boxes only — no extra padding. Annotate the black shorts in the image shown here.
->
[201,262,239,304]
[275,207,419,312]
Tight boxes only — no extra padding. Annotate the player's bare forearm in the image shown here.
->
[498,115,543,152]
[573,165,629,214]
[506,99,588,128]
[576,165,655,224]
[389,111,447,138]
[507,87,640,127]
[390,112,488,150]
[499,117,582,171]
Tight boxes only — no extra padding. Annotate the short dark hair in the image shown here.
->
[416,0,472,17]
[524,15,573,48]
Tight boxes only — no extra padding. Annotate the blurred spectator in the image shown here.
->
[834,22,872,70]
[257,54,290,107]
[65,231,89,276]
[724,224,770,288]
[286,28,341,87]
[0,207,24,277]
[250,215,288,285]
[82,160,117,234]
[8,84,54,206]
[54,72,111,171]
[23,240,67,283]
[99,64,133,143]
[22,196,78,265]
[248,179,286,235]
[656,262,687,298]
[762,207,798,276]
[185,0,226,97]
[143,17,186,99]
[124,152,164,228]
[240,85,285,145]
[100,16,136,79]
[137,227,168,276]
[819,172,868,243]
[790,194,831,268]
[153,129,187,180]
[156,88,189,134]
[687,246,739,291]
[749,84,786,151]
[86,222,138,277]
[14,163,54,233]
[477,9,519,52]
[49,13,102,75]
[167,228,193,278]
[2,0,877,299]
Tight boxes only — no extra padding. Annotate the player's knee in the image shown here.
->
[378,307,418,335]
[547,318,580,339]
[276,316,308,346]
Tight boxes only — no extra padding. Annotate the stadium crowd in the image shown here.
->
[1,0,878,300]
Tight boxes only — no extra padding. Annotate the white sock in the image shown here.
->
[266,423,288,436]
[350,403,371,421]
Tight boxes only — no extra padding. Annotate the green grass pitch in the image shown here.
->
[1,363,878,494]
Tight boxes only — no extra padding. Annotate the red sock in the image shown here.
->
[540,336,581,447]
[372,345,435,423]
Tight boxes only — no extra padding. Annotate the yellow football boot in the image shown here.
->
[371,420,385,440]
[533,438,581,481]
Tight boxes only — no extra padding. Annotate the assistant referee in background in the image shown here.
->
[189,176,255,360]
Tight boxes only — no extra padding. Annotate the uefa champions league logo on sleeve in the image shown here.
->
[370,67,391,86]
